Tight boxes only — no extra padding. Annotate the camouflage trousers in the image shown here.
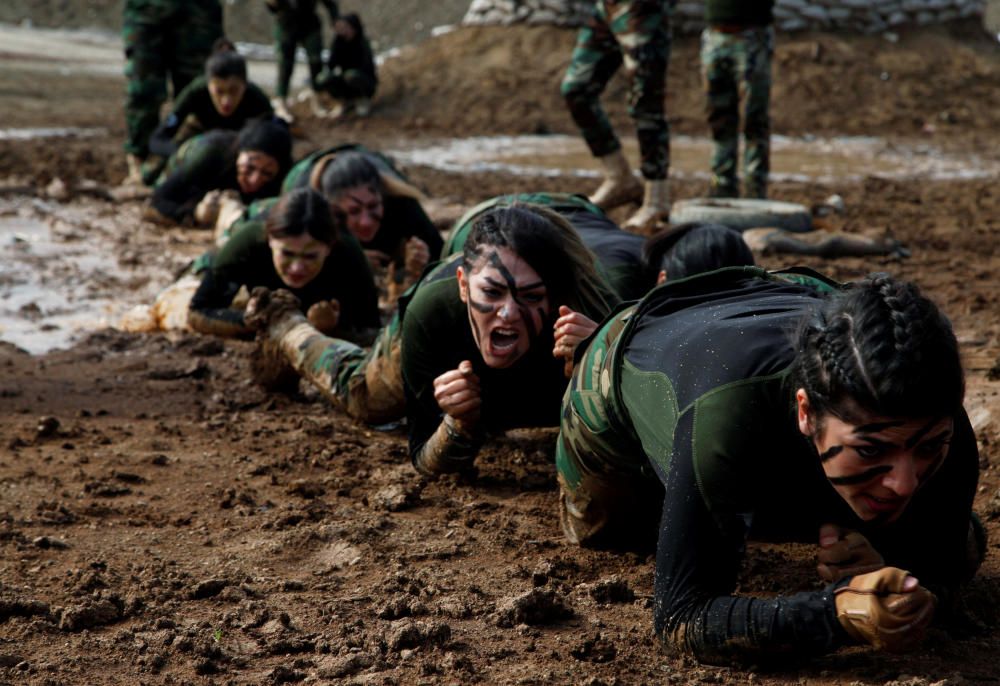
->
[555,304,662,547]
[123,0,223,157]
[701,25,773,199]
[270,311,405,426]
[561,0,674,180]
[273,18,325,98]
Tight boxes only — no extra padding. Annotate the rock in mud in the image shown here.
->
[370,483,422,512]
[570,632,618,663]
[268,664,306,683]
[190,578,229,599]
[386,619,452,651]
[36,415,60,438]
[58,597,121,631]
[495,588,573,627]
[588,576,635,604]
[317,652,374,678]
[377,594,427,619]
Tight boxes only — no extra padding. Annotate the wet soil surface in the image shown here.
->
[1,20,999,686]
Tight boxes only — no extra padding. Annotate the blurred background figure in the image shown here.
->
[265,0,341,121]
[316,13,378,120]
[122,0,224,185]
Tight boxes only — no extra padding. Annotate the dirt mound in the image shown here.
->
[334,20,1000,143]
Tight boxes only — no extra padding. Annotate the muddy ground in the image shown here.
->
[1,18,1000,686]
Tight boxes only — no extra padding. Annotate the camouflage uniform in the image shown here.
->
[123,0,224,158]
[264,255,462,427]
[701,0,775,198]
[267,0,340,99]
[561,0,674,180]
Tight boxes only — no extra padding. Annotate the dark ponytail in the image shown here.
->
[791,273,963,422]
[266,187,339,246]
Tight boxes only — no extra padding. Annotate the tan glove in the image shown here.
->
[194,190,223,226]
[817,524,885,583]
[834,567,936,653]
[307,299,341,335]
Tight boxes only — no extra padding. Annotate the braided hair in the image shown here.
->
[791,273,963,424]
[461,204,617,324]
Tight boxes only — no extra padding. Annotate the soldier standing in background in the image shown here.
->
[265,0,340,121]
[561,0,675,234]
[123,0,224,185]
[701,0,775,198]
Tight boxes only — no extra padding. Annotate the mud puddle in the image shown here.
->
[0,127,105,141]
[387,133,1000,183]
[0,198,176,354]
[0,22,278,87]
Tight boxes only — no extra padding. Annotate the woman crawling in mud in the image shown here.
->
[141,39,274,185]
[145,117,292,227]
[244,203,618,474]
[187,187,380,344]
[283,146,443,308]
[557,267,984,664]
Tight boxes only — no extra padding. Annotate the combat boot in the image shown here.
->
[588,149,643,210]
[354,97,371,117]
[623,179,670,235]
[125,153,144,186]
[271,97,294,124]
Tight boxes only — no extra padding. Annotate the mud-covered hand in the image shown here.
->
[834,567,936,652]
[194,190,223,226]
[553,305,598,377]
[244,287,303,332]
[307,299,341,335]
[404,236,430,279]
[433,360,481,425]
[817,523,885,583]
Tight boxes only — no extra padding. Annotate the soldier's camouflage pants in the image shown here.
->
[274,18,325,98]
[123,0,223,157]
[555,305,662,548]
[701,25,773,199]
[269,311,405,426]
[561,0,673,180]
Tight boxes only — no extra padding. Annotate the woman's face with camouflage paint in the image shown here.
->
[457,246,550,369]
[796,389,954,524]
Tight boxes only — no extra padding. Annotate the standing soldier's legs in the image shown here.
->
[123,3,169,162]
[701,28,740,198]
[300,28,326,92]
[173,0,223,94]
[561,4,625,162]
[616,0,672,232]
[562,3,643,210]
[273,22,298,100]
[618,1,671,182]
[741,27,774,200]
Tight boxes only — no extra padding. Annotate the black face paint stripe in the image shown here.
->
[855,420,905,433]
[827,465,892,486]
[468,297,493,314]
[819,445,843,462]
[904,417,948,450]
